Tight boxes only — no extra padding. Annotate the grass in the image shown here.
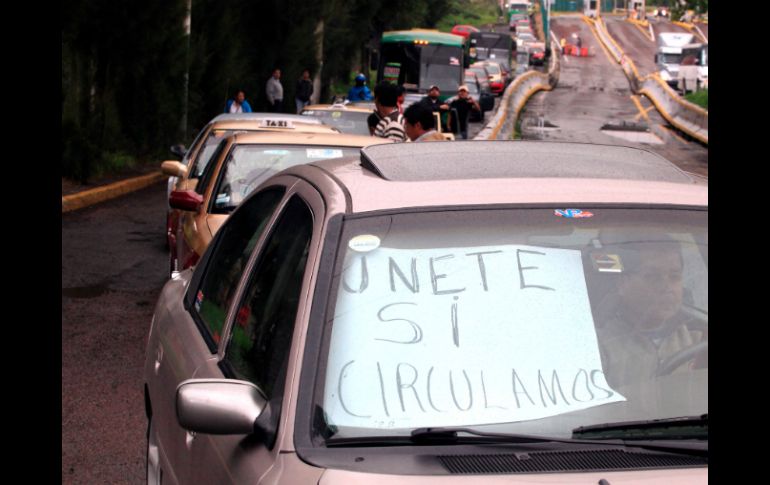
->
[93,151,137,178]
[435,0,502,32]
[684,89,707,109]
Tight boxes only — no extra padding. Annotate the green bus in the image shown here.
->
[375,29,467,98]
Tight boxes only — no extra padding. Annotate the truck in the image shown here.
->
[655,32,705,88]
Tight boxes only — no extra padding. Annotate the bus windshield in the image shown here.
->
[419,44,463,92]
[380,42,463,93]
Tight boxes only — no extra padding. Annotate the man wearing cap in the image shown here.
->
[418,85,449,113]
[447,85,480,140]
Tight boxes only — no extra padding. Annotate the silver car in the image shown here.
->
[144,141,708,484]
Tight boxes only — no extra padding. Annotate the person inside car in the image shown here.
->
[595,238,707,388]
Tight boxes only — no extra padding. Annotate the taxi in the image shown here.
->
[300,103,374,136]
[145,141,707,484]
[161,114,340,274]
[169,131,391,272]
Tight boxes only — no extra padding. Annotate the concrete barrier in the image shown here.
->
[475,41,560,140]
[591,16,707,144]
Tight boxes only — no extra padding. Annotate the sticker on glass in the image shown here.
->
[195,290,204,311]
[348,234,381,252]
[554,209,594,219]
[332,111,342,119]
[307,148,344,159]
[264,149,290,156]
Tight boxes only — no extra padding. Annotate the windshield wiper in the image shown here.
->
[326,426,707,457]
[572,414,708,441]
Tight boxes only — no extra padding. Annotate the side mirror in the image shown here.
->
[161,160,188,178]
[169,190,203,212]
[170,144,187,159]
[176,379,267,435]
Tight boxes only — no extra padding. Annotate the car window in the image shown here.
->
[312,207,707,440]
[224,194,313,399]
[195,138,229,196]
[210,145,360,214]
[191,187,286,348]
[301,110,371,136]
[189,128,247,178]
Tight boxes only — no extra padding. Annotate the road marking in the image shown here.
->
[630,95,654,121]
[629,95,651,122]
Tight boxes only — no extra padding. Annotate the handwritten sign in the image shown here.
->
[323,243,625,429]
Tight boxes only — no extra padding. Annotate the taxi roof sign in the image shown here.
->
[259,119,294,129]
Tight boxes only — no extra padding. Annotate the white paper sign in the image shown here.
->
[323,243,625,429]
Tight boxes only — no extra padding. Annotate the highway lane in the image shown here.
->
[518,15,707,177]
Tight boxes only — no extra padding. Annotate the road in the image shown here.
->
[519,15,707,177]
[62,183,167,484]
[604,16,693,77]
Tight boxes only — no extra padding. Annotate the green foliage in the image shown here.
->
[435,0,502,33]
[62,0,456,181]
[684,89,707,109]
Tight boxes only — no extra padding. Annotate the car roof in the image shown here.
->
[206,115,339,134]
[281,141,707,214]
[208,112,324,124]
[302,103,373,114]
[226,130,391,147]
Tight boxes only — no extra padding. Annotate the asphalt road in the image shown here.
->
[62,182,167,484]
[519,15,708,177]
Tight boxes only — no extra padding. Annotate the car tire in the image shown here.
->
[146,419,161,485]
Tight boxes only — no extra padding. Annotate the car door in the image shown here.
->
[176,137,231,271]
[148,183,290,484]
[177,181,326,484]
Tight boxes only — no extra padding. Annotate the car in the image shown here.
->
[145,141,708,484]
[161,114,339,274]
[167,131,391,273]
[529,45,546,66]
[472,61,505,95]
[450,24,480,40]
[300,103,374,136]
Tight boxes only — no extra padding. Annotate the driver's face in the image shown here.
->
[618,250,684,330]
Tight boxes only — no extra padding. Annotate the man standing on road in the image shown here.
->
[266,68,284,112]
[295,69,314,113]
[446,85,480,140]
[372,81,406,142]
[419,85,448,114]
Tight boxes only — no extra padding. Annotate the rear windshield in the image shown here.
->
[301,110,371,136]
[210,144,360,213]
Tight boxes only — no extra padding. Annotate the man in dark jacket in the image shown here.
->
[295,69,314,113]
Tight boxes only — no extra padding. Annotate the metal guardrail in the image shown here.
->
[592,17,707,144]
[475,41,560,140]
